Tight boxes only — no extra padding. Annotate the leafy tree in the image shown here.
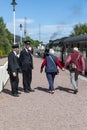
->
[0,17,13,56]
[70,23,87,36]
[24,36,40,47]
[0,16,42,57]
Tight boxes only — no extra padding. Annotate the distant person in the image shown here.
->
[19,40,34,93]
[31,47,34,55]
[64,47,85,94]
[7,44,20,97]
[40,48,64,94]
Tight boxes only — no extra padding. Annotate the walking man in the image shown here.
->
[64,47,85,94]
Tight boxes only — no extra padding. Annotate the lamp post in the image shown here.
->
[19,24,23,52]
[11,0,17,45]
[24,17,27,40]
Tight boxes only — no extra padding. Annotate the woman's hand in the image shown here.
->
[62,68,65,71]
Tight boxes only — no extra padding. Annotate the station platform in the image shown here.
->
[0,56,87,130]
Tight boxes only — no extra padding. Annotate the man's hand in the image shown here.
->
[13,72,16,77]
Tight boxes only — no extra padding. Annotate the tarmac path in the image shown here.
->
[0,56,87,130]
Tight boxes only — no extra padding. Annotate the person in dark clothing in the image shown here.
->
[40,48,64,94]
[7,44,20,97]
[19,40,34,93]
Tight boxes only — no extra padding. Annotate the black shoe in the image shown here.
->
[28,88,35,92]
[74,89,78,94]
[13,93,19,97]
[17,91,21,94]
[24,89,30,93]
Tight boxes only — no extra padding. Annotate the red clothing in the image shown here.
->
[41,57,63,70]
[64,51,85,73]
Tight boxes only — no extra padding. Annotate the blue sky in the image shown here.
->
[0,0,87,43]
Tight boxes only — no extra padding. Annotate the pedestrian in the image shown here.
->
[40,48,64,94]
[19,40,34,93]
[7,44,21,97]
[64,47,85,94]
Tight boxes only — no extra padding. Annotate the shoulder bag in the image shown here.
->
[69,54,80,71]
[49,55,59,74]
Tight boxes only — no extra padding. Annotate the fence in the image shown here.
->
[0,62,9,92]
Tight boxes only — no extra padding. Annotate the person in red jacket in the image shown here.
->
[64,47,85,94]
[40,48,64,94]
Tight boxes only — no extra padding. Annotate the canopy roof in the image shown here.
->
[63,34,87,43]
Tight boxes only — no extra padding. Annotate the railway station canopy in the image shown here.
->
[63,34,87,43]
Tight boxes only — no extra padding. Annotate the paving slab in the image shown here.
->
[0,56,87,130]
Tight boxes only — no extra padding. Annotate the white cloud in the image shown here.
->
[6,18,34,34]
[6,19,76,43]
[28,24,75,42]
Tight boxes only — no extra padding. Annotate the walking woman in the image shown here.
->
[64,47,85,94]
[40,48,64,94]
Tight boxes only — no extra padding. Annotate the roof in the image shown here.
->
[63,34,87,43]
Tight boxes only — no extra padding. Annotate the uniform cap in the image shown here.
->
[12,44,19,49]
[24,40,31,45]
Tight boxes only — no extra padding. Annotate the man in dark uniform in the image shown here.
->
[19,40,34,93]
[7,44,20,97]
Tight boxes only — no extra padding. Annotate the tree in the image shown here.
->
[0,17,13,56]
[0,16,42,57]
[24,36,40,48]
[70,23,87,36]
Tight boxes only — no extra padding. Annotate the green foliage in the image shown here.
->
[0,17,42,57]
[0,17,12,56]
[24,36,41,47]
[70,23,87,36]
[0,50,3,57]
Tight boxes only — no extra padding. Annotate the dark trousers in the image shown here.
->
[22,70,32,90]
[10,72,19,94]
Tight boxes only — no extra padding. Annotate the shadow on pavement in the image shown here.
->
[55,86,74,94]
[2,86,23,95]
[18,86,24,92]
[2,88,12,95]
[35,86,50,93]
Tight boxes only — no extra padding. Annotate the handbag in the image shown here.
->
[69,63,76,70]
[49,55,59,74]
[69,54,80,71]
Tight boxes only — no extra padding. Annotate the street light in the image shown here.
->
[11,0,17,45]
[19,24,23,52]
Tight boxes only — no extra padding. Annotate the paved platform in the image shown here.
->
[0,56,87,130]
[0,57,7,66]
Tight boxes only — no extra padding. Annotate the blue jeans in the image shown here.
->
[46,73,56,91]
